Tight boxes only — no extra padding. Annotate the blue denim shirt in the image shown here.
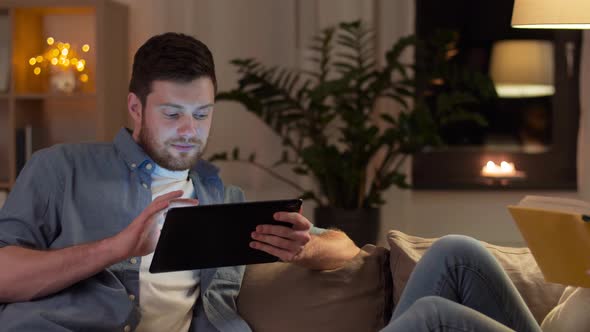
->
[0,129,251,332]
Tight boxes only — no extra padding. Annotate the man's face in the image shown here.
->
[129,78,215,171]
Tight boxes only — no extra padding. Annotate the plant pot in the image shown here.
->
[314,207,380,247]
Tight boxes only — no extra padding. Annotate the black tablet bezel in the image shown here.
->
[149,198,302,273]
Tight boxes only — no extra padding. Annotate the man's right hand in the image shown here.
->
[111,190,199,259]
[0,190,200,302]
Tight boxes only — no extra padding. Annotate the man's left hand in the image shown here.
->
[250,211,312,262]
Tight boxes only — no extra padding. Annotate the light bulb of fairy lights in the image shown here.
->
[27,39,91,84]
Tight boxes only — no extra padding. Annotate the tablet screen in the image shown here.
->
[149,198,302,273]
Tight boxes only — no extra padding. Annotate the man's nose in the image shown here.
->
[178,116,197,138]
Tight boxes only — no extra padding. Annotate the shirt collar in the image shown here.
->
[113,128,220,178]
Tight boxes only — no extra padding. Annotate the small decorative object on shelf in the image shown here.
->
[27,37,90,93]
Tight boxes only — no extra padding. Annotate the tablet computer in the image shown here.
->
[149,198,303,273]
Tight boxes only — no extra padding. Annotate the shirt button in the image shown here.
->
[130,258,138,264]
[128,294,135,301]
[124,325,131,332]
[142,183,148,189]
[146,163,153,170]
[130,163,136,169]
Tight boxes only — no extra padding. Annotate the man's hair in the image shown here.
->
[129,32,217,106]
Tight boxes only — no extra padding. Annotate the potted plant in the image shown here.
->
[211,21,494,245]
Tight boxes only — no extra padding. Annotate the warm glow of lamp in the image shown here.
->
[490,40,554,98]
[512,0,590,29]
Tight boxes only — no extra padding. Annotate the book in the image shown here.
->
[0,190,6,209]
[15,125,33,176]
[508,195,590,288]
[0,15,9,93]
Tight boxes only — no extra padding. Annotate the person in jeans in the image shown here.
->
[381,235,542,332]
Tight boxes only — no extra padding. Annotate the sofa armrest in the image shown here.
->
[237,244,393,332]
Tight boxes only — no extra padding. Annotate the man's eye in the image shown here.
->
[193,113,208,120]
[165,113,179,118]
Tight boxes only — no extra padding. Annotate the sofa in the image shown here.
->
[236,230,566,332]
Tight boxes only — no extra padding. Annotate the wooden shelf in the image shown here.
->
[14,92,96,100]
[0,0,128,190]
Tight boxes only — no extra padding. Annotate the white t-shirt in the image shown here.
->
[136,164,199,332]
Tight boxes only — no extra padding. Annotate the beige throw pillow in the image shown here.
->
[387,230,565,323]
[237,244,393,332]
[541,286,590,331]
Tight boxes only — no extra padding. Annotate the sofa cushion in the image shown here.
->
[237,244,393,332]
[541,286,590,331]
[387,230,566,323]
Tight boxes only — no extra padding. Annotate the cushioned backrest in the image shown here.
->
[237,244,393,332]
[387,230,566,323]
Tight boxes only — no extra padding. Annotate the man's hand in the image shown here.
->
[112,190,199,259]
[250,211,312,262]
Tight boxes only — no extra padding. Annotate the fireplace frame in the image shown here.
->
[412,0,581,190]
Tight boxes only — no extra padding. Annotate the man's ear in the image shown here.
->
[128,92,142,131]
[128,93,142,121]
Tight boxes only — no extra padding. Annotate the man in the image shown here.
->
[0,33,359,331]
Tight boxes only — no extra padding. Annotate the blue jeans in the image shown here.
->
[381,235,542,332]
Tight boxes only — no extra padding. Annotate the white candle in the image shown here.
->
[482,160,520,178]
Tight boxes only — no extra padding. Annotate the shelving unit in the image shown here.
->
[0,0,128,189]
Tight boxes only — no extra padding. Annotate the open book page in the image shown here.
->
[518,195,590,216]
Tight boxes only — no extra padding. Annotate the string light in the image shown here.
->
[27,38,91,86]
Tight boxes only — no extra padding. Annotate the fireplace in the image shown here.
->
[412,0,581,190]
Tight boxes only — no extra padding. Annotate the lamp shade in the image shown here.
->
[489,40,554,98]
[512,0,590,29]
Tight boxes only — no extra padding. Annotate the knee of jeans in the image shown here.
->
[429,234,486,260]
[411,296,448,316]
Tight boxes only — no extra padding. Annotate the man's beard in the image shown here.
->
[138,126,204,171]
